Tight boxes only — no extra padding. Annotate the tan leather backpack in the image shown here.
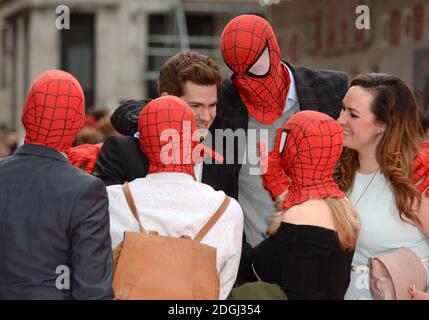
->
[112,182,231,300]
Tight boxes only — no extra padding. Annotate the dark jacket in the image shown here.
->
[0,144,113,299]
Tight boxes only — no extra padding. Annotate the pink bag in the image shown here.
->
[369,247,427,300]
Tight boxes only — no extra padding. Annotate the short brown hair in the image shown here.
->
[158,51,223,96]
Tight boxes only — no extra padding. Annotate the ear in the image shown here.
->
[376,122,387,135]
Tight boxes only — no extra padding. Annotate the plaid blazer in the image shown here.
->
[216,61,349,133]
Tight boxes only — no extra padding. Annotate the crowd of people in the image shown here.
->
[1,14,429,300]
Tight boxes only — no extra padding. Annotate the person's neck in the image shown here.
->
[28,142,68,159]
[357,148,379,174]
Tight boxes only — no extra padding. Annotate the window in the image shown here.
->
[60,14,95,108]
[146,12,215,98]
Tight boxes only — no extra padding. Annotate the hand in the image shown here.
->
[412,141,429,196]
[408,285,429,300]
[67,143,103,174]
[258,127,291,202]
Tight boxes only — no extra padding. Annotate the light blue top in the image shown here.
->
[345,171,429,300]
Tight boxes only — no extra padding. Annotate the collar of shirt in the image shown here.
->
[281,62,298,115]
[193,162,203,183]
[145,166,202,183]
[28,142,68,159]
[145,172,195,182]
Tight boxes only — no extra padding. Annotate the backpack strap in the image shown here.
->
[194,195,231,242]
[122,182,147,234]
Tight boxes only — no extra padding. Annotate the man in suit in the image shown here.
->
[0,70,113,299]
[93,51,237,197]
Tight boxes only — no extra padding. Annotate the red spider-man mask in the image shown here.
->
[279,111,345,209]
[138,95,221,178]
[22,70,85,153]
[221,14,290,124]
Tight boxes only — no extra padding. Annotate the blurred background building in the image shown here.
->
[0,0,264,131]
[267,0,429,105]
[0,0,428,135]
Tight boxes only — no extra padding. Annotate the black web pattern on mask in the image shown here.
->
[283,112,344,198]
[138,97,196,172]
[221,16,288,123]
[23,77,84,150]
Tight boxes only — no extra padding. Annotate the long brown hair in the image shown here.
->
[335,73,424,224]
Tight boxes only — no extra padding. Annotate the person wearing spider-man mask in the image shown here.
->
[218,14,349,249]
[242,110,360,299]
[0,70,113,299]
[107,95,243,300]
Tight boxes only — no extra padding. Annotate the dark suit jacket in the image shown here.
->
[94,135,148,186]
[0,144,113,300]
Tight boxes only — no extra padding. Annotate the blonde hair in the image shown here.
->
[267,194,360,251]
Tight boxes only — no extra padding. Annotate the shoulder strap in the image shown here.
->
[194,196,231,242]
[122,182,147,234]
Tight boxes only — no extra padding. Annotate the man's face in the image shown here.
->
[179,81,217,139]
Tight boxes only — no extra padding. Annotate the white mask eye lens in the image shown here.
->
[248,46,270,76]
[279,131,287,153]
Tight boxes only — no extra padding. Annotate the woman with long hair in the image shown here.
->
[336,73,429,300]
